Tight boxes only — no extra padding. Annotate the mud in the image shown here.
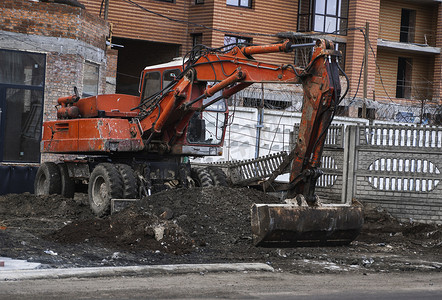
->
[0,187,441,273]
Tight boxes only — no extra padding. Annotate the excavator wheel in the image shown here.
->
[58,163,75,198]
[88,163,123,217]
[191,167,214,187]
[207,166,228,186]
[115,164,138,199]
[34,162,61,196]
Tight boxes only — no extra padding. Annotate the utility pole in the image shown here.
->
[255,83,264,159]
[104,0,110,20]
[362,22,369,119]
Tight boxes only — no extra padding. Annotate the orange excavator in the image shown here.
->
[36,39,363,246]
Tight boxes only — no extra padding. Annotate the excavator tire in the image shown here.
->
[191,167,214,187]
[58,163,75,198]
[34,162,61,196]
[115,164,138,199]
[207,166,228,186]
[88,163,123,217]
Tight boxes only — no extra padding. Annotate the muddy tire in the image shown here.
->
[88,163,123,217]
[191,167,214,187]
[34,162,61,195]
[116,164,138,199]
[58,163,75,198]
[208,166,228,186]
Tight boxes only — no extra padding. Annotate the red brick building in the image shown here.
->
[0,0,115,193]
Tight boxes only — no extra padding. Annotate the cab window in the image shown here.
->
[163,69,180,88]
[141,71,161,99]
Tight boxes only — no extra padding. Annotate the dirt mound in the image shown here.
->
[1,187,441,272]
[47,187,280,254]
[135,187,280,247]
[49,209,194,254]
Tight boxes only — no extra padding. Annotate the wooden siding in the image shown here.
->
[379,0,438,46]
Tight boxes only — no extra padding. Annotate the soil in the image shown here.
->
[0,187,441,274]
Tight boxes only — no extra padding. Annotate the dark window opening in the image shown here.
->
[192,33,203,48]
[335,105,349,117]
[226,0,252,8]
[298,0,348,35]
[113,37,180,96]
[358,107,376,119]
[400,9,416,43]
[195,0,204,4]
[396,57,412,99]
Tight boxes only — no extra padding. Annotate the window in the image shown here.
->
[396,57,412,99]
[226,0,252,8]
[224,35,252,50]
[0,50,45,163]
[358,107,376,120]
[195,0,204,4]
[141,72,161,100]
[156,0,174,2]
[163,69,180,88]
[400,9,416,43]
[298,0,348,35]
[82,62,99,98]
[192,33,203,48]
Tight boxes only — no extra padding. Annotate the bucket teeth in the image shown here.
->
[251,204,364,246]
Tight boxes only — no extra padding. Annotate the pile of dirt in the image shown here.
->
[47,187,281,255]
[1,187,441,272]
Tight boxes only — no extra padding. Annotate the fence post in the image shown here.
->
[342,125,358,204]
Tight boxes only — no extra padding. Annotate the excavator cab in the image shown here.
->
[140,61,228,156]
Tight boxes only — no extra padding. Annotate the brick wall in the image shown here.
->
[0,0,107,48]
[82,0,298,65]
[379,0,436,46]
[345,0,380,101]
[375,49,435,103]
[434,4,442,101]
[0,0,114,163]
[82,0,189,45]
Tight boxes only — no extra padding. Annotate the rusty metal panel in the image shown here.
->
[42,119,143,153]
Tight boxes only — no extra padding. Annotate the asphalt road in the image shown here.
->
[1,271,441,299]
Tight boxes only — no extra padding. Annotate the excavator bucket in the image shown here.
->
[251,203,363,246]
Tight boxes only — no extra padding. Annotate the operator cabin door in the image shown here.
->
[0,50,45,163]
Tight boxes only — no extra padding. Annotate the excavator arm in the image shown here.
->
[134,40,307,149]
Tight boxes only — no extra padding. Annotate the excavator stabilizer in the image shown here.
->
[251,204,363,246]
